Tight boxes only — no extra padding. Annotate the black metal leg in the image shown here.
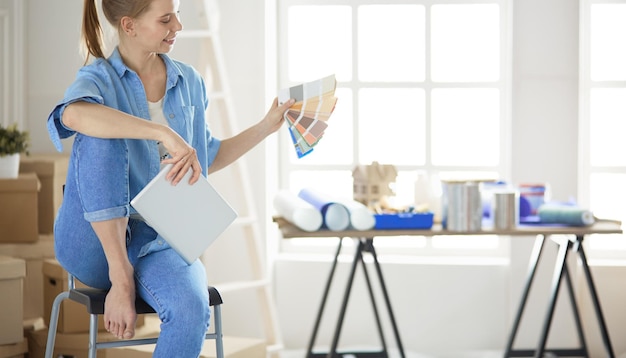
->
[576,238,615,358]
[505,235,546,357]
[367,240,406,358]
[307,237,402,358]
[359,241,389,355]
[534,239,570,358]
[327,239,364,358]
[506,234,616,358]
[307,238,345,358]
[563,262,589,357]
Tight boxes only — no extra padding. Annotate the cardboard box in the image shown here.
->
[0,256,26,345]
[0,338,28,358]
[106,336,266,358]
[0,173,40,243]
[23,317,46,334]
[43,259,144,333]
[19,153,69,234]
[26,322,160,358]
[0,235,55,320]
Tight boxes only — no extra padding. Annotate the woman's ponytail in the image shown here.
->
[81,0,105,63]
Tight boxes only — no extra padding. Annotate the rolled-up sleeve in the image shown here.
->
[47,69,105,151]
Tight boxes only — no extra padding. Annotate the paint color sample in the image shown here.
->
[278,75,338,158]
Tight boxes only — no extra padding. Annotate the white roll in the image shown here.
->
[339,200,376,230]
[273,190,323,232]
[323,203,351,231]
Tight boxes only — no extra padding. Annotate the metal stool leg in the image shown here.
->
[45,291,70,358]
[88,313,99,358]
[214,305,224,358]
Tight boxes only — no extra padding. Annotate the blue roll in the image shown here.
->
[537,204,594,226]
[298,188,351,231]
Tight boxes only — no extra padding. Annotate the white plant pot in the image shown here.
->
[0,153,20,179]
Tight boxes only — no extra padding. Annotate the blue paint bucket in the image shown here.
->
[518,184,547,216]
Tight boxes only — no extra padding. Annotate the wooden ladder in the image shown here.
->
[177,1,283,356]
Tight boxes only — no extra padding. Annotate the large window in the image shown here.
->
[581,0,626,256]
[276,0,511,256]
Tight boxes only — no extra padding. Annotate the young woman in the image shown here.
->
[47,0,293,356]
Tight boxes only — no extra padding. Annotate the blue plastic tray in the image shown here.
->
[374,212,434,230]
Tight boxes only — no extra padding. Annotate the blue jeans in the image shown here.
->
[54,135,210,358]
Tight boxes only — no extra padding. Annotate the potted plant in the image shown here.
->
[0,123,30,178]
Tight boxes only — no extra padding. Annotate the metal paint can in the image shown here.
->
[492,191,519,230]
[442,181,482,232]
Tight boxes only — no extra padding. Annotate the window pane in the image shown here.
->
[589,88,626,166]
[431,89,500,166]
[587,173,626,250]
[590,4,626,81]
[288,170,353,199]
[358,5,425,82]
[358,88,426,165]
[390,170,419,209]
[590,173,626,222]
[431,4,500,82]
[287,6,352,82]
[288,88,354,165]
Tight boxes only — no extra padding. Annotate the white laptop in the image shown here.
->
[130,164,238,264]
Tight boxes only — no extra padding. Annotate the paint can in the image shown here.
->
[518,184,547,216]
[480,181,509,218]
[442,181,482,232]
[492,191,519,230]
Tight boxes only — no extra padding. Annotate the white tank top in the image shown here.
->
[148,98,169,161]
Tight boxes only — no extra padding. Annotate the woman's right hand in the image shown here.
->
[158,128,201,185]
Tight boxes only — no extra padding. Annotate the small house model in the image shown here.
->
[352,161,398,209]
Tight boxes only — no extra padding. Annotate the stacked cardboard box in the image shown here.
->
[0,256,26,345]
[0,154,70,321]
[0,235,55,321]
[0,173,40,243]
[0,339,28,358]
[27,319,160,358]
[0,255,27,357]
[0,154,70,358]
[19,153,69,234]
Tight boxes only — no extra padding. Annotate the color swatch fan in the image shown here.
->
[278,75,338,158]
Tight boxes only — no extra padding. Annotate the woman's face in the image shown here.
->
[130,0,183,54]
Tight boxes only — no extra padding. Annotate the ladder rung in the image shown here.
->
[215,279,269,292]
[266,343,285,353]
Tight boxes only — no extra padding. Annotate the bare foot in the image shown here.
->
[104,283,137,339]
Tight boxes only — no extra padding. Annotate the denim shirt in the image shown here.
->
[47,48,221,222]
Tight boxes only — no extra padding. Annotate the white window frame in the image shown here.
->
[579,0,626,260]
[272,0,513,258]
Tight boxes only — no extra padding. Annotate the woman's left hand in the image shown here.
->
[262,97,295,134]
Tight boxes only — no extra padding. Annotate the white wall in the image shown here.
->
[26,0,83,153]
[18,0,626,356]
[0,0,25,129]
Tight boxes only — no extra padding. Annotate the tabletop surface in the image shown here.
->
[272,216,623,239]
